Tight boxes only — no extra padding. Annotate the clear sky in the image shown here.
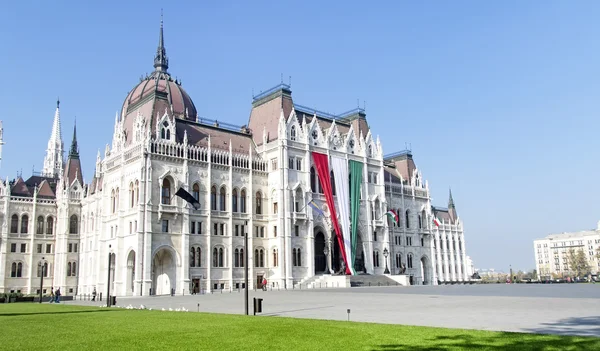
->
[1,1,599,272]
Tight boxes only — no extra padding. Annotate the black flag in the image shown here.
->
[174,187,201,210]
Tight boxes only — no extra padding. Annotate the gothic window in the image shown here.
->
[46,216,54,235]
[273,249,278,267]
[240,189,246,213]
[218,248,224,267]
[368,145,373,157]
[232,189,238,213]
[69,215,79,234]
[10,214,18,233]
[71,262,76,277]
[295,188,303,212]
[418,215,422,229]
[193,183,200,201]
[219,186,226,211]
[20,214,29,233]
[254,248,265,267]
[196,247,202,267]
[234,248,240,267]
[349,139,355,148]
[312,130,318,140]
[161,178,171,205]
[255,191,262,214]
[395,253,402,268]
[211,186,217,210]
[405,210,410,229]
[290,126,296,141]
[292,248,302,267]
[161,121,170,140]
[407,254,413,269]
[373,251,380,267]
[37,216,44,234]
[129,182,135,208]
[67,262,72,277]
[135,180,140,205]
[111,189,116,213]
[292,248,297,266]
[190,247,196,267]
[212,248,218,267]
[422,210,427,228]
[330,171,336,196]
[310,167,316,192]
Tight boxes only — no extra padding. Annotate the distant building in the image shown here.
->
[533,222,600,278]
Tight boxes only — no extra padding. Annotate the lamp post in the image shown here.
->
[38,257,46,303]
[323,241,330,274]
[383,248,390,274]
[244,220,249,315]
[107,244,112,307]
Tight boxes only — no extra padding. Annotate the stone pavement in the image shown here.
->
[68,284,600,337]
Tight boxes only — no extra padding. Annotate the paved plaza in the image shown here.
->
[69,284,600,337]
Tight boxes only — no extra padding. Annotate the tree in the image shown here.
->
[567,248,591,277]
[532,269,538,280]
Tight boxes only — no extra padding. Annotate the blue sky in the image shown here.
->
[2,1,600,272]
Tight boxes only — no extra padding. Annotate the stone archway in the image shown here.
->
[421,256,431,285]
[314,231,326,274]
[152,248,176,295]
[126,250,136,296]
[331,233,342,274]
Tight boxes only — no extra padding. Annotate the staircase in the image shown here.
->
[349,274,402,287]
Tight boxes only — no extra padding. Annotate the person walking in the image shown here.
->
[49,287,54,303]
[92,287,97,301]
[55,288,61,303]
[262,277,267,291]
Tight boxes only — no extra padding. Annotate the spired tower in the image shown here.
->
[42,99,64,178]
[0,120,4,170]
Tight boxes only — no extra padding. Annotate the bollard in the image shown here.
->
[347,309,351,321]
[253,297,264,315]
[99,292,102,301]
[197,303,200,313]
[171,288,174,297]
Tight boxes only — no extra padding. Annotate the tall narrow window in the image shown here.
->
[190,248,196,267]
[219,187,226,211]
[310,167,316,192]
[213,248,218,267]
[11,262,17,277]
[211,186,217,210]
[37,216,44,234]
[218,248,224,267]
[405,210,410,229]
[69,215,79,234]
[290,125,296,141]
[240,189,246,213]
[193,183,200,201]
[196,247,202,267]
[293,248,297,266]
[17,262,23,277]
[232,189,238,213]
[161,178,171,205]
[255,192,262,214]
[297,249,302,266]
[129,182,135,208]
[21,214,29,233]
[330,171,336,196]
[10,214,18,233]
[46,216,54,235]
[239,249,244,267]
[234,248,240,267]
[273,249,278,267]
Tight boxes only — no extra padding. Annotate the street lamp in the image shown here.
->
[107,244,112,307]
[323,241,330,274]
[244,220,249,315]
[38,257,46,303]
[383,248,390,274]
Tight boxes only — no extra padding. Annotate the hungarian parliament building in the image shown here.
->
[0,21,471,296]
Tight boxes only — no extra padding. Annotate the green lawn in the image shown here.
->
[0,304,597,350]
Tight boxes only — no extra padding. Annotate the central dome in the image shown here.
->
[121,16,197,123]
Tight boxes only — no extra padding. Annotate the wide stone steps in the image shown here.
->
[349,274,401,287]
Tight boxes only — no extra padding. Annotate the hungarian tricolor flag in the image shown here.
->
[385,209,399,225]
[433,217,441,227]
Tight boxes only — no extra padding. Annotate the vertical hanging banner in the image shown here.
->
[312,152,351,275]
[349,160,363,272]
[331,156,354,275]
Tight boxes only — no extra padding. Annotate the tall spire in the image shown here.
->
[42,99,64,178]
[69,118,79,159]
[153,10,169,72]
[448,188,455,208]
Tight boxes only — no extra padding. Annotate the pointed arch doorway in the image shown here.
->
[152,248,176,295]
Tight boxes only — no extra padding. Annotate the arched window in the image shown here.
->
[239,248,244,268]
[135,180,140,205]
[405,210,410,229]
[234,248,240,267]
[310,167,316,192]
[255,192,262,214]
[21,214,29,233]
[422,210,427,229]
[295,188,303,212]
[161,121,170,140]
[10,214,18,233]
[297,248,302,266]
[129,182,135,208]
[37,216,44,234]
[11,262,17,277]
[232,189,238,213]
[254,249,265,267]
[292,248,297,266]
[69,215,78,234]
[368,145,373,157]
[111,189,116,213]
[219,187,226,211]
[212,248,218,267]
[196,247,202,267]
[190,248,196,267]
[273,249,278,267]
[407,254,413,269]
[46,216,54,235]
[71,262,76,277]
[161,178,171,205]
[17,262,23,277]
[330,171,336,196]
[240,189,246,213]
[290,125,296,141]
[418,215,422,229]
[211,186,217,211]
[218,248,224,267]
[192,183,200,201]
[67,262,72,276]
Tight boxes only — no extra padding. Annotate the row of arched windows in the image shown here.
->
[10,214,29,234]
[395,253,414,269]
[292,248,302,267]
[35,216,54,235]
[11,214,76,235]
[190,247,285,268]
[110,180,140,211]
[66,262,77,277]
[388,209,428,230]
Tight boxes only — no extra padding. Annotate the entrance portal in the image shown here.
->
[331,234,342,274]
[126,251,135,296]
[314,232,326,273]
[152,248,176,295]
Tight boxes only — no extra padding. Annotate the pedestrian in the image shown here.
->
[92,287,97,301]
[55,288,61,303]
[49,287,54,303]
[262,277,267,291]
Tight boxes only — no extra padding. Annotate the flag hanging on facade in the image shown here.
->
[385,209,399,225]
[307,199,324,217]
[174,187,201,210]
[433,217,441,227]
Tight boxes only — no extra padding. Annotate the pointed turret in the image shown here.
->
[63,120,83,185]
[153,11,169,72]
[42,99,64,178]
[0,120,4,170]
[448,188,457,221]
